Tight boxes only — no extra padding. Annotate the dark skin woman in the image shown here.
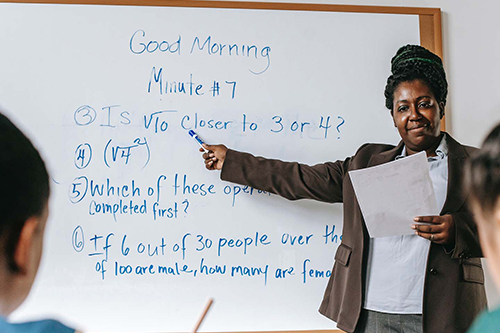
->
[200,45,486,333]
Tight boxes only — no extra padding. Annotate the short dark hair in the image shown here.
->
[466,123,500,217]
[384,44,448,111]
[0,112,50,272]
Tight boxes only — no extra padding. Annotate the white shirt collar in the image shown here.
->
[396,133,448,160]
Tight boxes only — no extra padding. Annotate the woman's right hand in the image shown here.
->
[200,144,228,170]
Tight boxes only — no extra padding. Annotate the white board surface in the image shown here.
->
[0,3,419,332]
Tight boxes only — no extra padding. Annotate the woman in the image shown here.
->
[465,123,500,333]
[201,45,486,333]
[0,112,78,333]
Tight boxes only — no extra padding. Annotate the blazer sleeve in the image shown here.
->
[220,149,350,203]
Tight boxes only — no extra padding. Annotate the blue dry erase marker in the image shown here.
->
[188,130,208,152]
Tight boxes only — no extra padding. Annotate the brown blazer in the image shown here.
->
[221,133,487,333]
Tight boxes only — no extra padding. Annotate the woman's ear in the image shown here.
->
[13,217,40,275]
[483,200,500,252]
[494,201,500,230]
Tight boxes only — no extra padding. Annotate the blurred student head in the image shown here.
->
[467,123,500,289]
[0,112,50,316]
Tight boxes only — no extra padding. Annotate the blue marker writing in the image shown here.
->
[188,130,208,152]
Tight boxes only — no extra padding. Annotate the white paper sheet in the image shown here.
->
[349,151,438,238]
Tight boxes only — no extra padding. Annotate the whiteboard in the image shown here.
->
[0,2,420,332]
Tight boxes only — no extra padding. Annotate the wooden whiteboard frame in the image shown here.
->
[0,1,443,332]
[0,0,443,54]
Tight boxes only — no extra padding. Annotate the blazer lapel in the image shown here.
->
[367,140,405,167]
[440,134,470,215]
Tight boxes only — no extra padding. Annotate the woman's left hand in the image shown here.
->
[412,214,456,246]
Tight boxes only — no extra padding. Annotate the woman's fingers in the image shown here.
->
[411,215,455,245]
[199,144,228,170]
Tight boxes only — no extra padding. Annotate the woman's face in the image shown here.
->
[8,204,49,316]
[391,79,444,155]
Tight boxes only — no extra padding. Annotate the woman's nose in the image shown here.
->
[409,105,422,120]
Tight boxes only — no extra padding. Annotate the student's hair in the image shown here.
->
[384,44,448,112]
[466,123,500,217]
[0,112,50,272]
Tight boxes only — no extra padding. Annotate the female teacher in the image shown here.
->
[201,45,486,333]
